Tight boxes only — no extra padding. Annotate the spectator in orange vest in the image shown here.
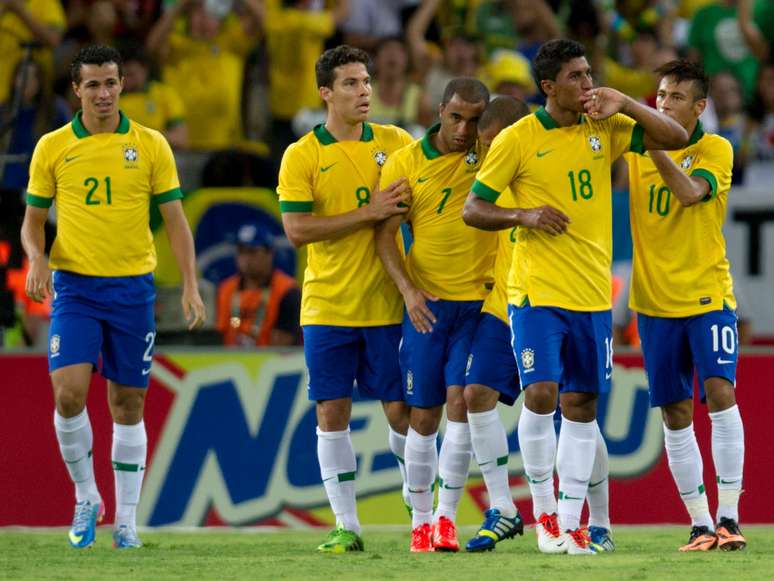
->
[216,224,301,346]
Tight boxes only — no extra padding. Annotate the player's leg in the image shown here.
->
[639,313,716,551]
[303,325,363,552]
[586,423,614,552]
[509,303,565,553]
[463,314,523,552]
[48,278,105,549]
[689,308,746,550]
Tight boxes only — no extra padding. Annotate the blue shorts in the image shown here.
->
[48,270,156,388]
[465,313,521,405]
[508,302,612,394]
[400,299,482,408]
[303,325,403,402]
[638,306,738,407]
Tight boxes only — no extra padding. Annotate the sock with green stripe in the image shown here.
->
[710,405,744,523]
[556,417,597,531]
[406,427,437,528]
[388,427,411,508]
[468,409,516,518]
[112,420,147,529]
[587,422,610,530]
[518,406,557,520]
[55,408,101,504]
[317,427,360,534]
[435,420,472,522]
[664,423,713,529]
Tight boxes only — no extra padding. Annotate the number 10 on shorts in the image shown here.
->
[711,324,736,354]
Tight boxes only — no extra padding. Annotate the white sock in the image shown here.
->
[54,409,100,504]
[518,406,557,519]
[710,405,745,523]
[112,421,147,529]
[469,409,516,518]
[405,427,437,528]
[435,420,472,522]
[664,423,713,529]
[388,427,411,508]
[556,417,597,531]
[587,423,610,530]
[317,427,360,534]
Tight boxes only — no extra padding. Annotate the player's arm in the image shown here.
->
[374,215,438,334]
[281,178,410,247]
[463,193,570,234]
[583,88,689,150]
[147,0,191,60]
[648,150,711,207]
[159,200,206,330]
[20,205,51,303]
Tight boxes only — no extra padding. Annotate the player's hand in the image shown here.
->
[518,205,570,236]
[581,87,627,120]
[368,178,411,221]
[403,286,438,334]
[182,285,206,330]
[25,255,52,303]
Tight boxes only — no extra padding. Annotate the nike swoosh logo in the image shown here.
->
[528,476,552,484]
[588,479,606,488]
[679,490,694,496]
[417,176,431,183]
[717,358,734,364]
[442,485,465,490]
[141,368,151,375]
[719,478,740,485]
[64,155,81,163]
[536,150,553,158]
[320,163,337,172]
[68,531,84,544]
[561,495,583,500]
[605,372,612,380]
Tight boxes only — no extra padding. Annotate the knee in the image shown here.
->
[410,408,442,435]
[661,402,693,430]
[52,380,87,417]
[464,384,498,413]
[446,389,467,422]
[524,382,557,414]
[383,401,410,434]
[316,399,351,431]
[705,378,736,413]
[110,390,146,424]
[560,393,598,422]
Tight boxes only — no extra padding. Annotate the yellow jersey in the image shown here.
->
[380,125,497,301]
[277,122,413,326]
[472,107,644,311]
[627,121,735,317]
[120,81,186,133]
[481,188,519,323]
[26,111,182,276]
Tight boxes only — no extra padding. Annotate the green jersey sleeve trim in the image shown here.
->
[691,168,718,201]
[154,187,184,204]
[26,192,53,208]
[280,200,314,213]
[471,180,501,202]
[630,123,646,154]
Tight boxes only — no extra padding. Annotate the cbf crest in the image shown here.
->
[123,144,139,168]
[464,151,479,166]
[50,334,61,356]
[521,348,535,371]
[680,155,694,170]
[374,150,387,167]
[588,135,602,152]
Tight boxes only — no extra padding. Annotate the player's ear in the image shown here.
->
[693,97,707,118]
[438,102,445,120]
[118,76,124,95]
[72,82,80,99]
[540,79,553,97]
[319,85,331,103]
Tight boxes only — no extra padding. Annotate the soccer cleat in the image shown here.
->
[565,528,596,555]
[68,500,105,549]
[536,513,567,554]
[432,516,460,552]
[465,508,524,552]
[410,523,434,552]
[317,524,365,553]
[587,525,616,552]
[112,525,143,549]
[678,525,718,552]
[716,518,746,551]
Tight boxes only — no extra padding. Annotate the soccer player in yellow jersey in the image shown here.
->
[627,60,746,552]
[374,78,495,553]
[20,46,205,550]
[278,45,413,553]
[463,39,689,555]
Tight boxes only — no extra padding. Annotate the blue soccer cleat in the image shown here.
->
[588,526,615,552]
[68,500,105,549]
[465,508,524,552]
[113,525,143,549]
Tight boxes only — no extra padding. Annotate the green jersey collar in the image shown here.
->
[687,120,704,146]
[420,123,443,160]
[71,110,130,139]
[534,106,584,130]
[313,122,374,145]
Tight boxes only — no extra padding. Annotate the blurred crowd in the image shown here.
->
[0,0,773,348]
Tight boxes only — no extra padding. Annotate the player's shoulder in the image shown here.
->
[697,130,732,156]
[370,122,414,148]
[285,129,322,159]
[37,120,77,151]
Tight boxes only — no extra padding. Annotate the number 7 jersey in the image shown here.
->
[26,111,182,277]
[278,122,413,326]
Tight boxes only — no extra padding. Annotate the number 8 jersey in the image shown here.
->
[472,107,644,311]
[277,122,412,326]
[26,111,182,277]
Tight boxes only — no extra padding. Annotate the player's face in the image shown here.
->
[478,122,503,148]
[656,76,706,129]
[73,63,123,120]
[544,57,593,113]
[438,93,486,152]
[320,62,371,124]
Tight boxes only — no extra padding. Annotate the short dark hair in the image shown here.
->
[315,45,370,89]
[532,39,586,96]
[70,45,123,85]
[655,59,710,100]
[441,77,490,106]
[479,96,530,131]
